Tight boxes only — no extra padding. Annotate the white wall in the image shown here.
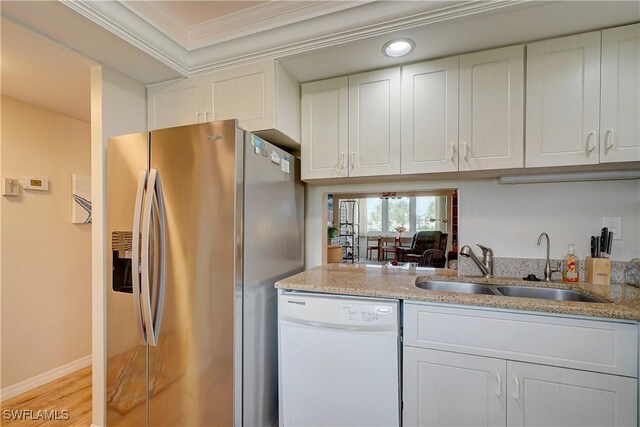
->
[91,66,147,427]
[306,179,640,268]
[0,96,91,389]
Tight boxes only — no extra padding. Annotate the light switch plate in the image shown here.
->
[2,178,20,196]
[602,217,622,240]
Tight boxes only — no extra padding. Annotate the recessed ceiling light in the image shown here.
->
[382,39,415,57]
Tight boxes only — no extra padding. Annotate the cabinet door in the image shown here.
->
[401,57,459,174]
[349,68,401,177]
[404,347,506,427]
[507,361,637,427]
[148,79,205,130]
[203,60,275,132]
[301,77,349,180]
[601,23,640,163]
[526,31,601,167]
[459,45,524,171]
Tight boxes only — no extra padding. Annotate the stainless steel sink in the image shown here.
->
[415,280,607,303]
[496,286,604,303]
[415,281,497,295]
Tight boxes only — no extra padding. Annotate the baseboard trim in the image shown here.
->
[0,355,92,402]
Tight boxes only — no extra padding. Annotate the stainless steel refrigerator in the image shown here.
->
[106,120,304,426]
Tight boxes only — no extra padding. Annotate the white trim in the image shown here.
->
[0,355,91,402]
[497,170,640,184]
[123,1,369,51]
[59,0,528,79]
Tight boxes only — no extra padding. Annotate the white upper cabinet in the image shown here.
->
[147,59,300,148]
[203,61,275,131]
[301,77,349,180]
[459,45,525,171]
[600,23,640,163]
[349,68,401,177]
[526,31,602,167]
[148,78,205,130]
[401,57,459,174]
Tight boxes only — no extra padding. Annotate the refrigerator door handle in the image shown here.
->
[141,168,166,347]
[152,169,167,346]
[132,170,148,345]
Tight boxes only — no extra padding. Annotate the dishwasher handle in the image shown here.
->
[279,315,398,334]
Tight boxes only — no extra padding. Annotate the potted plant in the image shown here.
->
[327,224,338,245]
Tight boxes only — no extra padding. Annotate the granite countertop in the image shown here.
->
[275,263,640,321]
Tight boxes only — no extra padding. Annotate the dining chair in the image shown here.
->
[366,235,381,260]
[379,236,399,261]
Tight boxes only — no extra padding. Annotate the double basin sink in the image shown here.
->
[417,280,607,303]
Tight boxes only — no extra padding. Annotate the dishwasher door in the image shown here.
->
[278,291,400,427]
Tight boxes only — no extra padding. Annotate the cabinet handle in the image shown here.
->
[205,111,212,122]
[513,376,520,400]
[586,131,597,155]
[195,112,202,123]
[339,152,345,171]
[350,152,355,169]
[450,143,456,162]
[604,129,614,153]
[463,141,469,161]
[495,373,502,397]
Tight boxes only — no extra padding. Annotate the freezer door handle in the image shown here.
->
[141,168,166,347]
[132,170,148,345]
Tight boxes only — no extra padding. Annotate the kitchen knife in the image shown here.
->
[590,236,597,258]
[606,231,614,257]
[600,227,608,254]
[595,236,601,258]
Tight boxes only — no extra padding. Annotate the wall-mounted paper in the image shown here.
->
[72,174,91,224]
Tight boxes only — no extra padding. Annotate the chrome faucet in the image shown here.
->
[459,244,493,278]
[537,232,560,282]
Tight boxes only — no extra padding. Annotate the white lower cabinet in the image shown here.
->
[403,303,638,427]
[507,361,636,427]
[404,348,637,427]
[403,347,506,427]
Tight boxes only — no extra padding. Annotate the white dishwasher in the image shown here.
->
[278,290,400,427]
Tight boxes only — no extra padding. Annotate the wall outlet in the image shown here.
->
[2,178,20,197]
[602,217,622,240]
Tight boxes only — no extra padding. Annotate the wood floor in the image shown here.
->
[1,366,91,426]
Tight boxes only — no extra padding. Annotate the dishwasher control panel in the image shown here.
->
[339,304,395,326]
[279,291,399,332]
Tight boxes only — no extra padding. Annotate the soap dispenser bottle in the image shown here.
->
[563,243,579,283]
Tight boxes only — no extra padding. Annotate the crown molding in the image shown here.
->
[120,1,191,48]
[187,0,531,75]
[60,0,190,75]
[60,0,530,80]
[122,1,370,51]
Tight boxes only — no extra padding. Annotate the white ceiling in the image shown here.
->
[280,0,640,82]
[157,1,266,26]
[0,0,637,121]
[1,18,96,122]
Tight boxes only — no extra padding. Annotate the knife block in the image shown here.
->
[585,257,611,285]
